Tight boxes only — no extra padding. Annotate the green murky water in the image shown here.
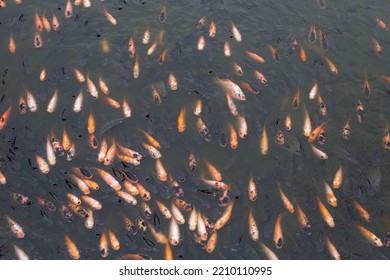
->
[0,0,389,260]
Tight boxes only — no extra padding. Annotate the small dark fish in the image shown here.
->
[78,168,92,179]
[159,6,167,23]
[219,132,227,147]
[121,170,138,183]
[18,13,24,22]
[153,211,161,230]
[142,236,156,248]
[319,29,328,50]
[315,230,325,252]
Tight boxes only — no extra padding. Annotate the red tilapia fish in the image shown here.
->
[0,1,387,261]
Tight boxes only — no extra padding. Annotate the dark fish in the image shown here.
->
[121,170,138,183]
[219,132,227,147]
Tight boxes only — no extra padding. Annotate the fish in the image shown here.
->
[310,144,328,160]
[309,24,317,43]
[352,200,371,222]
[309,81,318,100]
[52,14,60,31]
[333,165,343,189]
[209,20,216,37]
[248,174,257,201]
[324,56,338,74]
[64,234,79,260]
[267,45,280,63]
[224,41,231,57]
[273,212,285,249]
[197,36,205,51]
[248,207,259,241]
[324,181,337,207]
[13,244,29,260]
[245,50,265,63]
[26,89,38,112]
[260,126,268,155]
[9,33,16,53]
[356,99,365,123]
[259,242,278,260]
[177,108,186,133]
[159,6,167,23]
[303,107,312,137]
[319,29,328,50]
[357,225,383,247]
[205,231,217,253]
[104,7,117,25]
[285,114,292,130]
[308,122,327,143]
[0,105,12,130]
[325,235,340,260]
[376,17,389,30]
[87,76,99,98]
[278,183,294,213]
[215,200,234,230]
[6,215,25,238]
[372,37,382,55]
[342,121,351,140]
[233,63,244,76]
[47,90,58,113]
[292,88,300,109]
[296,204,311,232]
[316,196,335,227]
[300,44,307,62]
[230,21,242,42]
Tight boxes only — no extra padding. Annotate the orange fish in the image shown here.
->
[158,48,169,65]
[307,122,327,143]
[177,108,186,133]
[64,234,79,259]
[104,7,117,25]
[215,200,234,230]
[353,200,371,222]
[52,14,60,31]
[0,105,12,130]
[94,168,121,190]
[333,165,343,189]
[300,44,307,62]
[376,17,389,31]
[65,0,73,18]
[278,183,294,213]
[317,196,335,227]
[127,37,135,58]
[9,33,16,53]
[42,14,51,32]
[296,204,310,231]
[292,88,300,109]
[209,20,216,37]
[246,50,265,63]
[357,225,383,247]
[273,212,285,249]
[325,235,341,260]
[35,11,43,31]
[324,56,338,74]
